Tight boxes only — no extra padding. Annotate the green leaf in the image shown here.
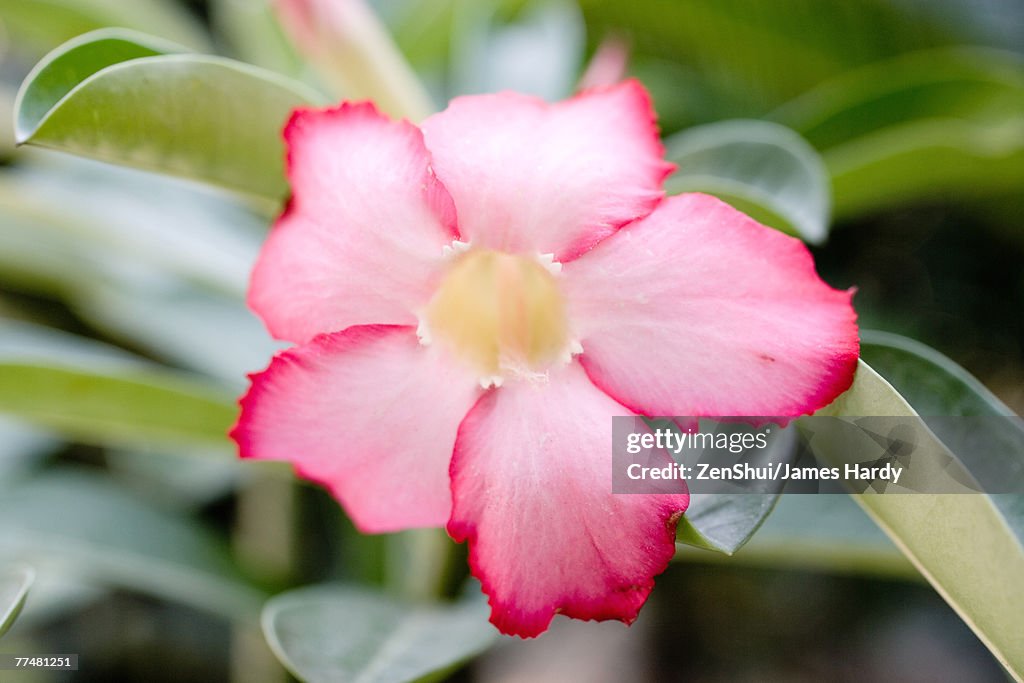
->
[0,470,263,620]
[0,417,59,480]
[0,86,16,163]
[15,30,324,202]
[860,330,1017,418]
[664,119,831,243]
[0,566,34,639]
[860,330,1024,543]
[774,48,1024,151]
[452,0,584,101]
[678,495,778,555]
[75,283,281,388]
[0,156,278,384]
[0,317,142,366]
[578,0,960,128]
[0,320,236,450]
[376,0,462,81]
[14,30,190,139]
[0,0,210,58]
[729,495,912,578]
[0,363,235,449]
[676,425,798,554]
[816,360,1024,678]
[773,48,1024,218]
[106,448,244,509]
[210,0,305,77]
[0,155,264,298]
[262,585,497,683]
[827,119,1024,219]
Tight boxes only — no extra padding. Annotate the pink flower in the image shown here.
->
[231,81,858,637]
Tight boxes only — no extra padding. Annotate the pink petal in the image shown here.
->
[448,362,688,638]
[562,193,859,419]
[231,325,480,532]
[250,102,459,344]
[420,80,673,263]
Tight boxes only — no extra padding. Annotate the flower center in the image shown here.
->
[425,249,571,380]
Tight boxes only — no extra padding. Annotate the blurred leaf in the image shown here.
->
[0,155,264,297]
[0,317,141,366]
[376,0,461,86]
[728,495,912,577]
[0,0,209,58]
[579,0,960,128]
[0,566,34,639]
[861,330,1024,544]
[774,48,1024,218]
[0,364,235,449]
[106,448,243,509]
[0,86,16,162]
[0,469,263,620]
[15,30,324,201]
[0,205,266,377]
[263,584,497,683]
[0,156,280,384]
[775,48,1024,148]
[10,571,105,628]
[377,0,585,103]
[665,119,831,243]
[210,0,305,77]
[452,0,584,101]
[676,425,798,555]
[890,0,1024,53]
[860,330,1017,418]
[0,319,236,450]
[0,417,59,480]
[817,361,1024,678]
[828,121,1024,220]
[75,282,281,388]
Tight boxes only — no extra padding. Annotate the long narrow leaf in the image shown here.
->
[817,360,1024,679]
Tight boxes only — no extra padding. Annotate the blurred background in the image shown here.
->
[0,0,1022,681]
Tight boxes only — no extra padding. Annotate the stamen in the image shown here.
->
[415,316,432,345]
[442,239,472,258]
[536,252,562,275]
[559,340,585,364]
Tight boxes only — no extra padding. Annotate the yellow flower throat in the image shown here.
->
[425,250,571,379]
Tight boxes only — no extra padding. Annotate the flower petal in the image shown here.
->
[250,102,459,343]
[447,362,688,638]
[563,193,859,418]
[420,80,672,262]
[231,325,480,532]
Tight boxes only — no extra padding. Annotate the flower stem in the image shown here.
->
[386,528,453,603]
